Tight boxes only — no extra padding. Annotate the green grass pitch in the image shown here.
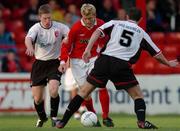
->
[0,114,180,131]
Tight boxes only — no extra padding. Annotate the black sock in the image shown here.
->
[62,95,84,125]
[50,95,60,118]
[34,101,47,120]
[134,98,146,122]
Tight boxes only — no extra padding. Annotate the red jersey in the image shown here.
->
[60,18,107,62]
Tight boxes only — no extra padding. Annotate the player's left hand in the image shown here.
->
[82,50,91,63]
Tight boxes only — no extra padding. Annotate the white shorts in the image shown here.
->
[70,57,97,87]
[64,68,78,91]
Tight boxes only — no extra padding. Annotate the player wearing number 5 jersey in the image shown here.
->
[55,7,179,129]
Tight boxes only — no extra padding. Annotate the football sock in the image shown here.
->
[50,95,60,117]
[34,101,47,120]
[62,95,84,124]
[84,97,96,113]
[99,88,109,119]
[134,98,146,122]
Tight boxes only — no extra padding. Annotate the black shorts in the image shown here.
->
[31,59,62,86]
[87,54,138,90]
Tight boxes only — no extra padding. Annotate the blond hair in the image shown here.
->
[80,4,96,17]
[38,4,52,15]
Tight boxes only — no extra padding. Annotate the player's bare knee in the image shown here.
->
[34,97,43,104]
[49,86,59,97]
[49,90,59,98]
[127,85,143,100]
[79,88,89,98]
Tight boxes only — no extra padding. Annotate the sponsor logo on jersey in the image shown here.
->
[39,43,51,47]
[80,39,89,44]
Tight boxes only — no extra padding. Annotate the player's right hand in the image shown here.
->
[58,63,67,73]
[168,59,179,67]
[25,48,34,56]
[82,50,91,63]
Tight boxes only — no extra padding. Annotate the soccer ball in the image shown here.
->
[80,111,98,127]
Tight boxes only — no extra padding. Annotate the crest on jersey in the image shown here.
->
[55,31,59,37]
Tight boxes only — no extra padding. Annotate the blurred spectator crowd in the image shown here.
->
[146,0,180,32]
[0,0,179,73]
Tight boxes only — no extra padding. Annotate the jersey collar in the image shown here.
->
[39,21,53,29]
[128,20,137,24]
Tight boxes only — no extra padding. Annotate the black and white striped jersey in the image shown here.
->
[98,20,161,64]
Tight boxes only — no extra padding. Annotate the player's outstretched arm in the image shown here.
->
[154,53,179,67]
[83,29,101,63]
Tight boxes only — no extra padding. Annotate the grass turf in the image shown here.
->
[0,114,180,131]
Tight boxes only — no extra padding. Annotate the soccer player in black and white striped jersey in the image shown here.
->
[25,4,69,127]
[55,8,179,129]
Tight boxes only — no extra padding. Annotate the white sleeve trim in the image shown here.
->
[153,51,162,57]
[97,28,105,38]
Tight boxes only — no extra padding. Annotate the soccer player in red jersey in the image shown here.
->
[59,3,114,127]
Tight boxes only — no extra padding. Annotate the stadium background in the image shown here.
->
[0,0,180,130]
